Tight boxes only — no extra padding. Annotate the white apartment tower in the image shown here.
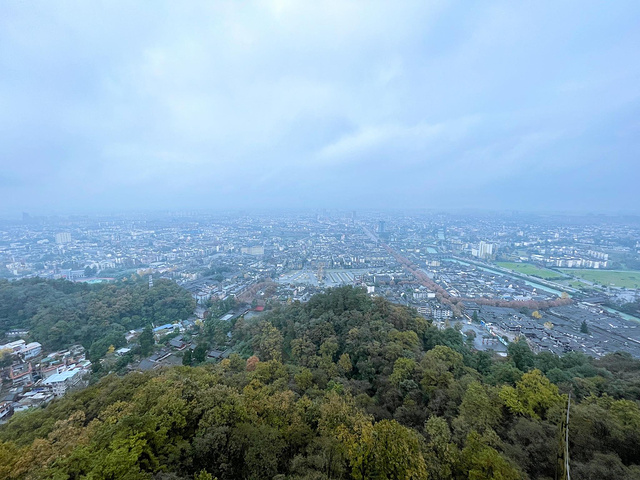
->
[478,241,494,259]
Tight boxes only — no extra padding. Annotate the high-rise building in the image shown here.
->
[378,220,385,233]
[55,232,72,244]
[478,241,494,259]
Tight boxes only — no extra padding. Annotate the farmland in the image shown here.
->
[495,262,564,280]
[559,269,640,289]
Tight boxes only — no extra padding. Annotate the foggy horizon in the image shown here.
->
[2,1,639,215]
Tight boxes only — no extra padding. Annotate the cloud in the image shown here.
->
[0,0,639,213]
[315,117,479,166]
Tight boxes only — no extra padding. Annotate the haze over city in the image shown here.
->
[4,3,640,478]
[1,0,639,214]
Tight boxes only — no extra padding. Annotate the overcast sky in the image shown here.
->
[1,1,639,215]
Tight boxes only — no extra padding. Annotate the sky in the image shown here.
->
[1,1,639,215]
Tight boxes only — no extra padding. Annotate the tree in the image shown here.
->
[465,329,477,343]
[389,358,416,387]
[182,349,192,366]
[421,345,464,393]
[294,368,313,391]
[581,320,590,334]
[194,470,215,480]
[369,420,428,480]
[3,285,640,480]
[0,350,13,368]
[246,355,259,372]
[339,418,427,480]
[457,381,501,434]
[337,353,353,375]
[499,369,563,419]
[193,343,208,364]
[139,326,155,356]
[507,339,534,372]
[472,310,480,323]
[253,321,283,362]
[424,416,459,480]
[460,431,521,480]
[205,317,231,347]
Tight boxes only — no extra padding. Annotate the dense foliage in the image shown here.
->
[0,277,195,359]
[2,286,640,479]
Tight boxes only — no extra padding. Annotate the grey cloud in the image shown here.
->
[0,0,639,214]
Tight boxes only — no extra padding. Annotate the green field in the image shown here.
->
[559,269,640,289]
[495,262,563,280]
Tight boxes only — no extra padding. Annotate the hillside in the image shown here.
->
[1,286,640,479]
[0,277,195,361]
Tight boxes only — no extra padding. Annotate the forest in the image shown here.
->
[0,277,195,361]
[1,286,640,479]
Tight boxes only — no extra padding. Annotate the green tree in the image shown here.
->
[195,470,215,480]
[253,321,283,362]
[193,343,208,364]
[499,369,563,419]
[205,317,231,347]
[139,325,155,356]
[457,381,501,434]
[0,350,13,368]
[424,416,459,480]
[294,368,313,391]
[389,357,416,387]
[182,349,192,366]
[507,339,534,372]
[580,320,590,334]
[369,419,428,480]
[460,431,521,480]
[421,345,463,393]
[337,353,353,375]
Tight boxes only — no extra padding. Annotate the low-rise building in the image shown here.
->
[9,363,33,387]
[20,342,42,360]
[43,368,84,396]
[0,401,12,422]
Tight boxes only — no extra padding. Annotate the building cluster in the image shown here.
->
[472,241,495,259]
[0,339,42,361]
[472,304,640,358]
[0,342,91,422]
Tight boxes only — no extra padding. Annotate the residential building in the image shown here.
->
[43,368,84,396]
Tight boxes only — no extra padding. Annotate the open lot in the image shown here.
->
[495,262,563,280]
[559,269,640,289]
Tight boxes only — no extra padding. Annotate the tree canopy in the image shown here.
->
[0,277,195,360]
[1,286,640,479]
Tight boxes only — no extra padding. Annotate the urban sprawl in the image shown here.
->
[1,210,640,419]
